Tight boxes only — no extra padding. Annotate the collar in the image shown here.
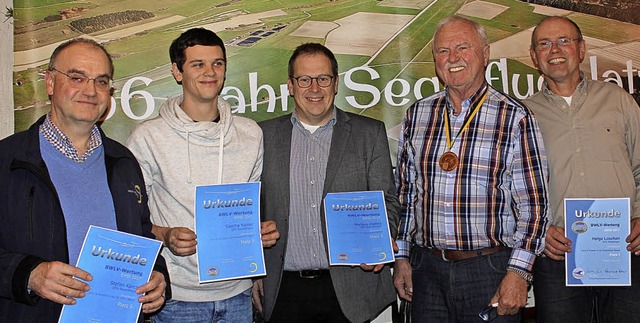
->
[39,113,102,163]
[290,106,337,129]
[446,82,489,116]
[542,72,587,98]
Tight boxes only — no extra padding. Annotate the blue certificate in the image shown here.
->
[195,182,265,283]
[564,198,631,286]
[324,191,395,266]
[59,226,162,323]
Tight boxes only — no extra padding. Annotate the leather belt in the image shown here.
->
[284,270,329,279]
[429,246,509,262]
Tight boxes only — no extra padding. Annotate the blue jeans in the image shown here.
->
[533,255,640,323]
[150,288,252,323]
[411,246,521,322]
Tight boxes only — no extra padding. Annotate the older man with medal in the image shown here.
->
[393,15,549,322]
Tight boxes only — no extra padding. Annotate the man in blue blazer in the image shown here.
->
[252,43,400,323]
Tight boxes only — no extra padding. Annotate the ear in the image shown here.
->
[530,48,540,70]
[287,77,294,97]
[483,44,490,66]
[171,63,183,83]
[333,75,339,95]
[45,70,55,96]
[578,39,586,63]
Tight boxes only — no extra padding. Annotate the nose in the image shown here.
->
[447,51,460,63]
[549,41,562,53]
[204,64,216,76]
[81,79,97,96]
[308,78,321,91]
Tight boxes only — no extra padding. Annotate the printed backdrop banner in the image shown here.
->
[12,0,640,148]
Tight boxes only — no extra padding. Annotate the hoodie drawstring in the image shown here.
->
[186,129,192,183]
[217,121,224,184]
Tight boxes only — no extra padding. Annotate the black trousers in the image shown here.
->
[268,271,350,323]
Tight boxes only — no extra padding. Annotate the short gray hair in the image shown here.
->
[433,15,488,46]
[48,38,114,77]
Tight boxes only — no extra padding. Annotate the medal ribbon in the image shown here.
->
[443,87,489,151]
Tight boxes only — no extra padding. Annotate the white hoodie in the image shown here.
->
[126,94,263,301]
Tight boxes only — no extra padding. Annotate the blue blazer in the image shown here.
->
[0,116,170,323]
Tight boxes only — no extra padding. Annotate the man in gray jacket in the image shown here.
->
[252,43,400,323]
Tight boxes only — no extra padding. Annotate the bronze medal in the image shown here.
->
[440,87,487,172]
[439,151,459,171]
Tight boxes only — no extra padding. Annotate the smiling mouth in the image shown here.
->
[306,97,323,102]
[548,57,566,64]
[449,66,465,72]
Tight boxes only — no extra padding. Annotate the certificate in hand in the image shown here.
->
[59,225,162,323]
[564,198,631,286]
[195,182,265,283]
[324,191,395,266]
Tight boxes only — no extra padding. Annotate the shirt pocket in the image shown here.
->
[587,117,626,162]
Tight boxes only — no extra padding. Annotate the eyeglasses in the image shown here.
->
[478,303,498,322]
[292,74,334,88]
[534,37,581,51]
[50,68,113,92]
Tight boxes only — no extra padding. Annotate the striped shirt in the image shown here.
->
[39,113,102,163]
[395,83,549,273]
[284,109,336,270]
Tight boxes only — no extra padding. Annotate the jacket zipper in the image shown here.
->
[27,187,35,240]
[11,160,64,258]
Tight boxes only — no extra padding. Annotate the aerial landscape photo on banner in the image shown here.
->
[12,0,640,151]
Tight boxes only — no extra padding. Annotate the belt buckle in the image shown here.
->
[299,270,321,279]
[441,249,449,262]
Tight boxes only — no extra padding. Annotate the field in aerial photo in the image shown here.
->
[12,0,640,147]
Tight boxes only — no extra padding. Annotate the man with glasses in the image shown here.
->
[252,43,400,323]
[0,38,169,322]
[524,16,640,322]
[393,15,549,322]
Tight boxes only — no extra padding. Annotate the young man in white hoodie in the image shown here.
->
[126,28,279,323]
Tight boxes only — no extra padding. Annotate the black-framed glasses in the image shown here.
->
[292,74,334,88]
[50,67,113,92]
[534,37,581,51]
[478,303,498,322]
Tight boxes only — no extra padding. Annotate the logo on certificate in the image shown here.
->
[571,221,589,234]
[338,253,349,261]
[378,252,387,261]
[207,267,219,277]
[572,267,585,279]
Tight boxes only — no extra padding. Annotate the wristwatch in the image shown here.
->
[507,267,533,285]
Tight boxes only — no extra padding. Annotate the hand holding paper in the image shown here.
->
[153,225,197,256]
[625,218,640,255]
[28,261,92,305]
[543,225,572,260]
[137,271,167,314]
[260,221,279,248]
